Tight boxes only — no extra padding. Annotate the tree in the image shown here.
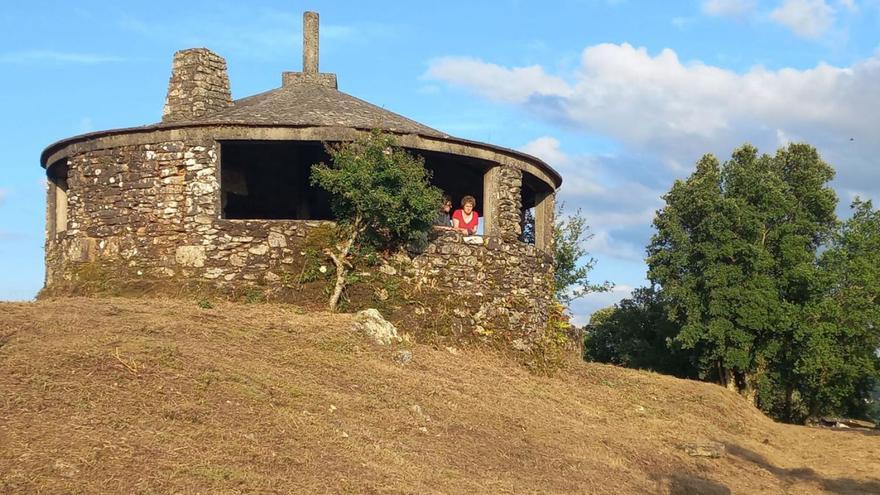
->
[584,287,697,378]
[794,199,880,421]
[553,206,612,307]
[647,144,837,409]
[311,130,442,310]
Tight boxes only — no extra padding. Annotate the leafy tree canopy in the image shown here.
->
[311,130,442,310]
[586,142,880,423]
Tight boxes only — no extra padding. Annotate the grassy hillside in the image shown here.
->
[1,298,878,494]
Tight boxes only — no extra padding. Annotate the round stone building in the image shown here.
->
[40,12,561,341]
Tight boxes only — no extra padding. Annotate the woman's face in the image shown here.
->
[442,201,452,213]
[463,203,474,214]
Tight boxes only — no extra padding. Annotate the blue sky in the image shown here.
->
[1,0,879,324]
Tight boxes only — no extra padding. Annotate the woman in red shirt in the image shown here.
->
[452,195,479,235]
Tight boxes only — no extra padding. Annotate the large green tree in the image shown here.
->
[793,199,880,421]
[647,144,837,409]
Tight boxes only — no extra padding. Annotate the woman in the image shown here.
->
[452,195,479,235]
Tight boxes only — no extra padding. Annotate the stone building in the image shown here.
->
[40,12,562,342]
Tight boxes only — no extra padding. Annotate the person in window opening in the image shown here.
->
[433,194,453,230]
[452,195,479,235]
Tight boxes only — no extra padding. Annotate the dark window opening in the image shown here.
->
[220,140,333,220]
[419,149,491,233]
[47,160,69,236]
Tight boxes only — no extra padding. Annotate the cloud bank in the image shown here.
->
[428,43,880,200]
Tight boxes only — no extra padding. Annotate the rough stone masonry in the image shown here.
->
[41,12,560,346]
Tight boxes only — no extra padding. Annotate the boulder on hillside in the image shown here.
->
[352,309,401,345]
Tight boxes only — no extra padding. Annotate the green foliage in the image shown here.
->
[243,288,265,304]
[311,129,442,249]
[627,142,880,423]
[527,301,576,374]
[553,205,612,306]
[310,130,442,310]
[794,199,880,420]
[584,287,697,378]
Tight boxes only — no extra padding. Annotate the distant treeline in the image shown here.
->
[584,144,880,425]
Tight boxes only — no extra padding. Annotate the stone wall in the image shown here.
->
[44,138,555,344]
[162,49,232,123]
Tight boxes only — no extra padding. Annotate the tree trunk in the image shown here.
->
[325,217,362,312]
[742,371,758,408]
[720,365,737,393]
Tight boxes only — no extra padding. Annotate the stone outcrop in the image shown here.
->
[353,309,401,345]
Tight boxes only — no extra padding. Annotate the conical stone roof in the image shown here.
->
[183,81,445,138]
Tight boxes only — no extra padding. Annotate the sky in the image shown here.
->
[1,0,878,324]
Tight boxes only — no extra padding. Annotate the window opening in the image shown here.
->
[419,149,491,234]
[47,160,69,236]
[220,140,333,220]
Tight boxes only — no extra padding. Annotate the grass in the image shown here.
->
[1,297,878,494]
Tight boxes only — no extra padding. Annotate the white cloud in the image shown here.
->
[427,44,880,200]
[0,50,124,64]
[770,0,835,38]
[701,0,757,17]
[518,136,662,263]
[424,57,572,104]
[520,136,572,166]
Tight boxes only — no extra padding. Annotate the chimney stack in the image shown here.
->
[281,11,337,89]
[303,11,319,75]
[162,48,232,122]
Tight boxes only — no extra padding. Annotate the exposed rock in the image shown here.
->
[684,442,726,459]
[511,338,531,352]
[352,309,401,345]
[53,459,79,478]
[816,417,876,430]
[394,349,413,365]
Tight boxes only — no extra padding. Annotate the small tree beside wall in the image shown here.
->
[311,130,442,311]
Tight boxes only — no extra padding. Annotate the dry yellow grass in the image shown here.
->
[1,297,878,494]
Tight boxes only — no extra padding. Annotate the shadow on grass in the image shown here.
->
[726,442,880,495]
[652,473,731,495]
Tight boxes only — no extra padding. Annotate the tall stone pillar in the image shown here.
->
[303,11,319,74]
[489,165,522,241]
[534,190,555,251]
[482,166,499,236]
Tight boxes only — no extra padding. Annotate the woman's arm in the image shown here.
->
[469,213,480,235]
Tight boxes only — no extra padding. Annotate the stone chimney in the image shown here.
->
[162,48,232,122]
[283,11,337,89]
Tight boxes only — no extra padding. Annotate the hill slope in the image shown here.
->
[1,298,878,494]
